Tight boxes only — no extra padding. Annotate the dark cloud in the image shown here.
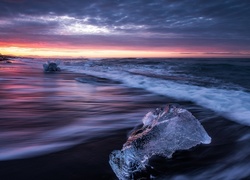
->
[0,0,250,54]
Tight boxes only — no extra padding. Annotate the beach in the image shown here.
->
[0,59,173,179]
[0,58,250,179]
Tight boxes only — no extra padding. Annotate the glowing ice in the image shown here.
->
[109,104,211,180]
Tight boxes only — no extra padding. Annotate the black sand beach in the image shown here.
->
[0,59,250,180]
[0,59,173,179]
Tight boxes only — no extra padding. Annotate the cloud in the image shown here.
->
[0,0,250,55]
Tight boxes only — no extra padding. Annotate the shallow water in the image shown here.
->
[0,58,250,179]
[0,60,166,161]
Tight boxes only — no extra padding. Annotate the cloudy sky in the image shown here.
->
[0,0,250,58]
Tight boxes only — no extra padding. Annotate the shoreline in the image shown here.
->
[1,59,250,179]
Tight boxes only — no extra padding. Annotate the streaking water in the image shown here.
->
[0,58,250,179]
[0,59,151,160]
[62,58,250,126]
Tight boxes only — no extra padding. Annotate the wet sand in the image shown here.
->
[1,60,250,180]
[0,60,175,179]
[0,132,127,180]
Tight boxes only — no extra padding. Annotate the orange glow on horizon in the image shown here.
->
[1,43,249,58]
[0,46,177,58]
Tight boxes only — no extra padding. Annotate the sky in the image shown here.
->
[0,0,250,58]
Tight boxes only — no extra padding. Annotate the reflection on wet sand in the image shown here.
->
[0,60,172,160]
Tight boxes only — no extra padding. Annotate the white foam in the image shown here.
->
[19,58,248,126]
[138,79,250,126]
[0,142,75,160]
[66,65,250,126]
[0,115,137,160]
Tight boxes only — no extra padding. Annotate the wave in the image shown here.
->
[17,58,249,126]
[65,64,250,126]
[0,118,132,161]
[2,58,248,163]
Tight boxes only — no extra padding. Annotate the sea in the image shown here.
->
[0,57,250,180]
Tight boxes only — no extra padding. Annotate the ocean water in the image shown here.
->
[0,58,250,179]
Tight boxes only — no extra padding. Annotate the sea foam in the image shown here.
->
[65,64,250,126]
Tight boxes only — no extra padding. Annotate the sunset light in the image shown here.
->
[1,1,250,179]
[0,1,249,58]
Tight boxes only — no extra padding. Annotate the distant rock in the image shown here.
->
[43,61,61,72]
[109,104,211,180]
[0,53,10,61]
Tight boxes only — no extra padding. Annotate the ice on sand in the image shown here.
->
[109,104,211,180]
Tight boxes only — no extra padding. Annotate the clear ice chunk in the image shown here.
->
[109,104,211,180]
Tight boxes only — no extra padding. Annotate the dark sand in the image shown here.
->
[1,60,249,180]
[0,132,127,180]
[0,60,176,179]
